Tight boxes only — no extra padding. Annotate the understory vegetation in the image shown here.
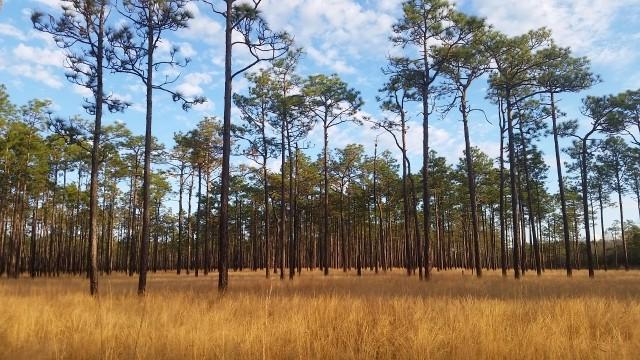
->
[1,271,639,360]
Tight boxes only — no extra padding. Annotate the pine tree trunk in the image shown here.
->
[322,120,329,275]
[550,92,572,276]
[137,10,154,295]
[580,141,595,277]
[217,0,233,292]
[462,91,482,277]
[506,94,521,279]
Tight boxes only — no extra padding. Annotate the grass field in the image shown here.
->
[1,269,639,360]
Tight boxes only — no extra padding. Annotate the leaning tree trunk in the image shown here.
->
[461,91,482,278]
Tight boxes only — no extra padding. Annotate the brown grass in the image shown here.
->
[1,269,639,360]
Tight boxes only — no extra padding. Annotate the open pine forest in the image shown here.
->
[1,0,640,359]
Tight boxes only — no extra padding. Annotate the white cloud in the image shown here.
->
[13,43,65,67]
[468,0,640,65]
[11,64,63,88]
[0,23,26,40]
[178,42,197,58]
[178,2,223,45]
[72,84,92,97]
[193,100,214,113]
[307,46,356,74]
[176,72,213,97]
[260,0,397,73]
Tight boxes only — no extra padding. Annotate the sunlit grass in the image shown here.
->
[1,269,639,359]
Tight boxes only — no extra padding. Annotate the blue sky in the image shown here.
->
[1,0,639,226]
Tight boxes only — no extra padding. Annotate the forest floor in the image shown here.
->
[1,269,639,360]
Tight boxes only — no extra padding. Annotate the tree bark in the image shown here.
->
[550,92,572,277]
[461,90,482,277]
[218,0,233,292]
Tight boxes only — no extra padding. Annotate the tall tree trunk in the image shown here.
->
[187,172,194,275]
[204,170,211,275]
[421,43,431,280]
[506,94,521,279]
[287,129,295,280]
[195,166,202,277]
[279,115,286,280]
[152,200,160,273]
[322,120,329,275]
[373,139,382,274]
[218,0,233,292]
[580,141,595,277]
[550,92,572,277]
[407,162,423,279]
[598,186,607,271]
[461,90,482,277]
[29,198,39,278]
[262,133,270,278]
[615,169,629,270]
[138,11,154,295]
[498,101,507,276]
[177,162,185,274]
[87,6,105,295]
[401,116,411,276]
[518,120,542,276]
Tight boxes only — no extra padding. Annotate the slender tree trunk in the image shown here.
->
[322,120,329,275]
[421,44,431,280]
[407,162,422,279]
[138,11,154,295]
[401,116,411,276]
[195,166,202,277]
[29,198,39,278]
[498,102,507,276]
[517,120,542,276]
[177,163,185,274]
[152,200,160,273]
[373,140,382,274]
[287,129,295,280]
[218,0,233,292]
[187,173,194,275]
[597,186,607,271]
[87,7,105,295]
[615,170,629,271]
[461,90,482,277]
[262,135,270,278]
[580,141,595,277]
[506,95,521,279]
[279,115,286,280]
[204,170,211,275]
[550,92,572,277]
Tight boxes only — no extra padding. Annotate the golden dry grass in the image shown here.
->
[1,269,639,360]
